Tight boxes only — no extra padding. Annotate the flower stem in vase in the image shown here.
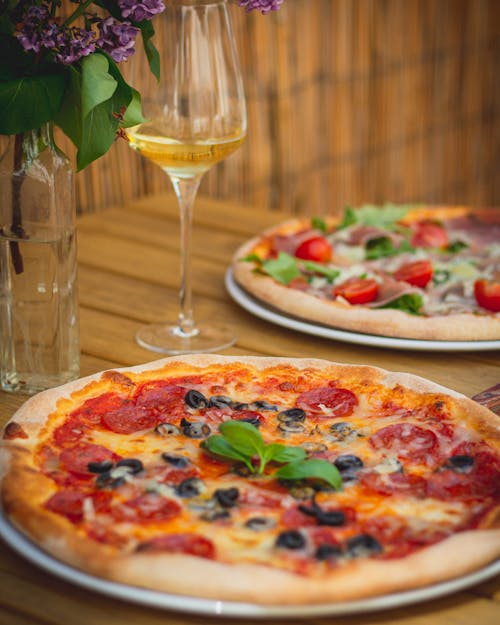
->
[9,134,27,275]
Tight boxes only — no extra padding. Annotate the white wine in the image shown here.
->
[126,126,246,177]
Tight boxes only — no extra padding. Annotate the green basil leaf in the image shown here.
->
[261,252,300,285]
[219,420,265,457]
[240,253,263,264]
[275,459,342,489]
[301,261,340,282]
[378,293,424,315]
[202,435,253,470]
[311,216,327,233]
[269,446,307,464]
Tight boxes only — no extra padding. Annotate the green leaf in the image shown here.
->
[377,293,424,315]
[311,217,327,233]
[219,420,265,458]
[140,21,160,81]
[80,54,118,119]
[241,253,263,264]
[301,261,340,282]
[122,88,146,127]
[445,240,468,253]
[275,459,342,490]
[365,236,414,260]
[0,73,67,134]
[269,446,307,464]
[261,252,300,285]
[337,206,357,229]
[202,435,253,471]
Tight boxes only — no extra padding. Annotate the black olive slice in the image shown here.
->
[275,530,306,550]
[346,534,382,558]
[185,390,208,409]
[116,458,143,474]
[161,453,190,468]
[155,422,180,436]
[315,543,343,561]
[176,477,204,498]
[214,487,239,508]
[445,455,474,472]
[239,416,261,428]
[277,408,306,423]
[329,422,356,440]
[253,400,279,411]
[278,421,306,434]
[333,454,364,472]
[245,517,276,531]
[88,460,113,473]
[298,501,346,526]
[209,395,233,408]
[181,419,211,438]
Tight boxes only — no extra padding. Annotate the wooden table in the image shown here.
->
[0,193,498,625]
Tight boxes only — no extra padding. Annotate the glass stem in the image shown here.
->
[169,174,203,338]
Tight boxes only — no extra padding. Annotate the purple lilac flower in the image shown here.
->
[239,0,284,14]
[16,4,59,54]
[54,28,97,65]
[118,0,165,22]
[96,17,139,63]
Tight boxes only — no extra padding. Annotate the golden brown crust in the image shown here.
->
[232,206,500,341]
[1,355,499,605]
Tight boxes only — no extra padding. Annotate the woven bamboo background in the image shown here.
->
[13,0,500,215]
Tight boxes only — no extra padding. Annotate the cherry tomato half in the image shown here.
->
[410,220,449,249]
[333,278,379,305]
[295,236,332,262]
[394,260,433,288]
[474,280,500,312]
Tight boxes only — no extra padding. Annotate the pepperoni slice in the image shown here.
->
[59,443,119,475]
[360,472,427,497]
[45,489,113,523]
[137,533,215,559]
[295,385,358,418]
[45,490,86,523]
[111,493,181,523]
[134,383,188,417]
[53,417,87,446]
[369,423,439,463]
[101,403,158,434]
[71,393,127,425]
[281,506,317,529]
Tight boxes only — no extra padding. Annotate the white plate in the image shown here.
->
[0,514,498,618]
[225,269,500,352]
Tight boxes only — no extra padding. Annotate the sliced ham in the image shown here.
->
[342,225,405,247]
[270,229,317,255]
[366,276,420,308]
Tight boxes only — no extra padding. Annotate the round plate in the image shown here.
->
[0,514,498,618]
[225,269,500,352]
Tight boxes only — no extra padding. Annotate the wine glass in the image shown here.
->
[126,0,246,354]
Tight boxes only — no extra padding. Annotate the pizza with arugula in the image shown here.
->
[232,205,500,340]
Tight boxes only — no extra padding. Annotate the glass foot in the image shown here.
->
[135,321,236,355]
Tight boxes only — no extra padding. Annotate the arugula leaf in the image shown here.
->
[337,206,356,229]
[445,240,468,253]
[311,217,327,233]
[275,459,342,490]
[377,293,424,315]
[365,236,414,260]
[338,204,411,231]
[261,252,300,285]
[240,253,263,263]
[301,261,340,282]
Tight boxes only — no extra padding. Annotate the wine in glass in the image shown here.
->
[126,0,246,354]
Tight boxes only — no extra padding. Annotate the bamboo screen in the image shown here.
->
[53,0,500,215]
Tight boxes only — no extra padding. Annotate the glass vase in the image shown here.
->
[0,123,80,394]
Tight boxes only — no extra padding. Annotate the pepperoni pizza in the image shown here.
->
[1,355,499,605]
[232,205,500,341]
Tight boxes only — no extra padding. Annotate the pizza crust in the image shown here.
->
[1,355,499,605]
[232,207,500,341]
